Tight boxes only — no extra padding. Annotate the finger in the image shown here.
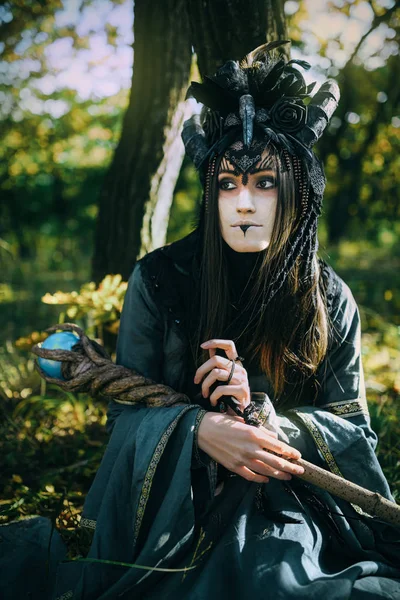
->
[252,431,302,461]
[235,465,269,484]
[260,426,278,439]
[254,449,305,476]
[200,339,238,360]
[209,384,248,407]
[201,369,225,398]
[201,369,241,398]
[249,459,292,481]
[194,356,231,384]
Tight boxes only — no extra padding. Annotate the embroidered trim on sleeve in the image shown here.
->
[321,398,369,419]
[192,409,210,468]
[133,405,196,549]
[251,393,273,426]
[80,517,97,531]
[291,411,342,476]
[289,410,371,518]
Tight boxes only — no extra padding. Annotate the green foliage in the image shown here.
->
[0,343,108,548]
[288,0,400,243]
[0,0,130,259]
[41,273,128,339]
[322,238,400,325]
[362,321,400,500]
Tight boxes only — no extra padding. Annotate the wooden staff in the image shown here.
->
[293,456,400,527]
[32,323,400,527]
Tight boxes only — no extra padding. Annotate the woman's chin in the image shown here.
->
[227,239,270,253]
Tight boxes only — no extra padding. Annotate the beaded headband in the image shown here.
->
[181,40,340,211]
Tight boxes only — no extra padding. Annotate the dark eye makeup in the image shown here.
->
[218,180,236,190]
[256,176,277,189]
[218,176,276,191]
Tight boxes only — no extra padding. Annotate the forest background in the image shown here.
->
[0,0,399,534]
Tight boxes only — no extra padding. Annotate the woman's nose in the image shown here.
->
[236,188,256,212]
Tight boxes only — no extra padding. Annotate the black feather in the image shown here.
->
[187,80,237,114]
[261,126,281,145]
[247,64,270,98]
[287,59,311,71]
[276,132,295,154]
[273,72,297,95]
[283,66,308,92]
[259,59,286,94]
[285,133,314,161]
[284,78,307,97]
[282,482,307,513]
[298,484,347,545]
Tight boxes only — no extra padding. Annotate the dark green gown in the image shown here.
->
[53,231,400,599]
[1,230,399,599]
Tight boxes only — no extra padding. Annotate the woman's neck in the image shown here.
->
[222,239,266,303]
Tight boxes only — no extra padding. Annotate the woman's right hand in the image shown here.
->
[197,412,305,483]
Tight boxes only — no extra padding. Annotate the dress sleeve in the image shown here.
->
[116,261,164,382]
[255,277,378,468]
[259,278,396,502]
[313,278,378,451]
[114,260,207,470]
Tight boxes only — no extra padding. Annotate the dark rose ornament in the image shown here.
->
[269,98,307,133]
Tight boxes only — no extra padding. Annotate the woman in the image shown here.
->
[52,41,400,599]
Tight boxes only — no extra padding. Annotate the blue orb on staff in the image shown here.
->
[38,331,80,379]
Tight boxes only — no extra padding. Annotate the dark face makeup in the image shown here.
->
[217,148,278,252]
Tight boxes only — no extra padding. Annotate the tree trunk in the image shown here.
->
[92,0,288,283]
[188,0,288,77]
[92,0,192,282]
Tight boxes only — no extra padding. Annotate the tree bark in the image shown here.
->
[188,0,288,78]
[92,0,192,282]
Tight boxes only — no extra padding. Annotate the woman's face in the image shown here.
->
[217,149,278,253]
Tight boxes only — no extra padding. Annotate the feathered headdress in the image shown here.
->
[182,40,339,194]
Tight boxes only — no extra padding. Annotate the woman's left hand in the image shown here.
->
[194,339,250,414]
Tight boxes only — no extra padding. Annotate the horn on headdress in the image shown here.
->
[181,114,209,170]
[296,80,340,148]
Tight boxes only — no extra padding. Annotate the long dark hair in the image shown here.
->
[190,140,330,404]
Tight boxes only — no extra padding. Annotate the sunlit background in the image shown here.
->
[1,1,398,106]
